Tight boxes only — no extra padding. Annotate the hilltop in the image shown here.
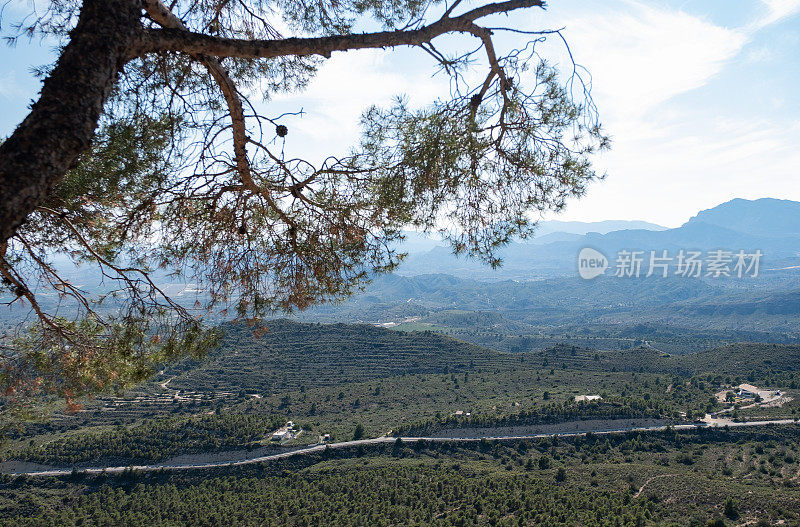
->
[163,319,515,394]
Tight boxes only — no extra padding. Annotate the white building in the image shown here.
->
[737,384,759,398]
[271,430,291,441]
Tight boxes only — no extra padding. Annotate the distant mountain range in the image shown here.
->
[397,219,666,253]
[532,219,667,236]
[296,198,800,337]
[4,197,798,335]
[395,198,800,279]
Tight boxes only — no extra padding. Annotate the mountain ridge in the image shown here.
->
[397,198,800,279]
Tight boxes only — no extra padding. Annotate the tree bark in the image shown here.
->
[0,0,142,244]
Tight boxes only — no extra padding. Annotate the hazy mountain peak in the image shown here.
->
[683,198,800,238]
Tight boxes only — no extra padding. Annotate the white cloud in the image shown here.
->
[533,1,800,226]
[753,0,800,29]
[557,2,747,120]
[259,47,447,163]
[548,98,800,227]
[243,0,800,226]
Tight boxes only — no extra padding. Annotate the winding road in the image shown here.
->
[7,418,797,477]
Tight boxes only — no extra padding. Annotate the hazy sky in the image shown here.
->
[1,0,798,228]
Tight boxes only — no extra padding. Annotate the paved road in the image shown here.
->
[9,418,797,477]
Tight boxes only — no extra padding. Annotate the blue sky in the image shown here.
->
[1,0,799,227]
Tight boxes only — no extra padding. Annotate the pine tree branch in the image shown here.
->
[143,0,254,192]
[135,1,545,59]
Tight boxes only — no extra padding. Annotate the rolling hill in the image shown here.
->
[162,320,800,395]
[163,319,516,394]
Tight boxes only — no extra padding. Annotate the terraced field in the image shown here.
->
[164,320,520,394]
